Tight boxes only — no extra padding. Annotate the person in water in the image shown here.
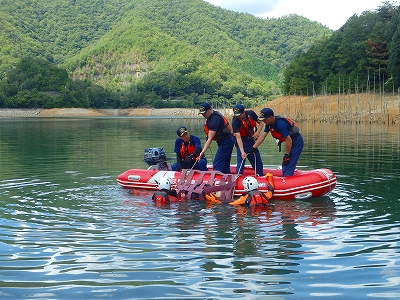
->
[197,102,235,174]
[171,126,207,171]
[249,108,304,177]
[152,177,178,204]
[229,174,274,207]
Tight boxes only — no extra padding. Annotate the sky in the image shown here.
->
[203,0,392,30]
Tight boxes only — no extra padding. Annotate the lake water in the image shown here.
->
[0,117,399,299]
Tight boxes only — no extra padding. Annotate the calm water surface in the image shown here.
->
[0,117,399,299]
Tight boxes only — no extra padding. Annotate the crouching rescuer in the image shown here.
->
[229,174,274,207]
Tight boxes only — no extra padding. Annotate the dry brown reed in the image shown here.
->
[254,93,400,124]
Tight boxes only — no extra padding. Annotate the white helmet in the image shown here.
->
[242,176,258,192]
[158,177,171,190]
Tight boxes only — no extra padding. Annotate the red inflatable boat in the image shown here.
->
[117,166,336,201]
[116,148,336,201]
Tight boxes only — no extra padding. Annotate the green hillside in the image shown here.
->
[0,0,134,69]
[0,0,331,108]
[282,2,400,95]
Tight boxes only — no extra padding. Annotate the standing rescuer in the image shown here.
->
[231,104,264,176]
[197,102,235,174]
[248,108,304,177]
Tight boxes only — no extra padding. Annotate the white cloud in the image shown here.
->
[204,0,390,30]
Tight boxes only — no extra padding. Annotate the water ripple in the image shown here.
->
[1,119,400,299]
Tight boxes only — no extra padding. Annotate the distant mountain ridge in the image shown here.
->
[1,0,330,82]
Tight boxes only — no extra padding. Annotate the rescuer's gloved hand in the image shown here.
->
[246,147,256,155]
[282,153,291,166]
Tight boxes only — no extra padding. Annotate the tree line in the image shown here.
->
[282,2,400,95]
[0,57,119,108]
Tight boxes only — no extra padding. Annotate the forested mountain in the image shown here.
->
[1,0,330,109]
[283,2,400,95]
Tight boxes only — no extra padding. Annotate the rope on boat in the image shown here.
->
[186,160,197,177]
[252,152,257,176]
[234,158,246,181]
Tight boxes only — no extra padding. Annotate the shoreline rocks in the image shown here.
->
[0,107,231,118]
[0,108,42,117]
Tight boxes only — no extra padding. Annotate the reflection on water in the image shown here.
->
[0,118,399,299]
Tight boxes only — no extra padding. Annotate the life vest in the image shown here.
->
[269,116,300,142]
[238,112,257,137]
[152,190,178,204]
[229,174,275,207]
[152,191,170,204]
[203,111,232,143]
[178,136,198,160]
[244,190,269,207]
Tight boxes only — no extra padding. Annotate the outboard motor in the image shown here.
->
[143,148,170,170]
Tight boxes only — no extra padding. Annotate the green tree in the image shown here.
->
[386,6,400,89]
